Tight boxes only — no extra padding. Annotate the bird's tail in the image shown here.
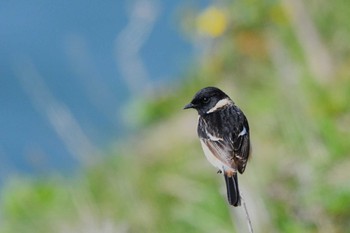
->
[224,173,241,206]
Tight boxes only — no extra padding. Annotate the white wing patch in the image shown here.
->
[206,98,233,114]
[207,132,223,141]
[238,127,247,137]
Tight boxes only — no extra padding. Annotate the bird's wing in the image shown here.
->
[230,117,250,173]
[199,109,250,174]
[198,118,236,171]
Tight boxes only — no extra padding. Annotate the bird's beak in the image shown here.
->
[184,103,195,110]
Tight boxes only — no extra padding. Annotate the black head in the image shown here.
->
[184,87,230,115]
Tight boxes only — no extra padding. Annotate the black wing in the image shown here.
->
[198,105,250,174]
[232,116,250,173]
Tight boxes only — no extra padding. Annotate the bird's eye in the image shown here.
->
[202,97,210,103]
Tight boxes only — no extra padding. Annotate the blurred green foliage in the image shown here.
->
[1,0,350,232]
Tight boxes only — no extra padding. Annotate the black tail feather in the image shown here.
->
[224,173,241,206]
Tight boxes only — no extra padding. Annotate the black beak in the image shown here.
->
[184,103,195,109]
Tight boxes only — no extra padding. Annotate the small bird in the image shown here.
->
[184,87,251,206]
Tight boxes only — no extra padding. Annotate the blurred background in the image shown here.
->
[1,0,350,232]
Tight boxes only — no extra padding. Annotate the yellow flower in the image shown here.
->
[196,6,228,38]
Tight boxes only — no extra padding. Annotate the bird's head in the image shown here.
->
[184,87,230,115]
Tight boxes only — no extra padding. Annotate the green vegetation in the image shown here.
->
[1,1,350,232]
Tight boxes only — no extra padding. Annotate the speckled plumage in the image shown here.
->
[198,103,250,174]
[184,87,251,206]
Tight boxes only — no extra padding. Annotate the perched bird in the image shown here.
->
[184,87,251,206]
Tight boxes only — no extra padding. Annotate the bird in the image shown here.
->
[184,87,251,206]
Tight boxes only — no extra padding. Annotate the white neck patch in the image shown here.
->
[206,98,232,114]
